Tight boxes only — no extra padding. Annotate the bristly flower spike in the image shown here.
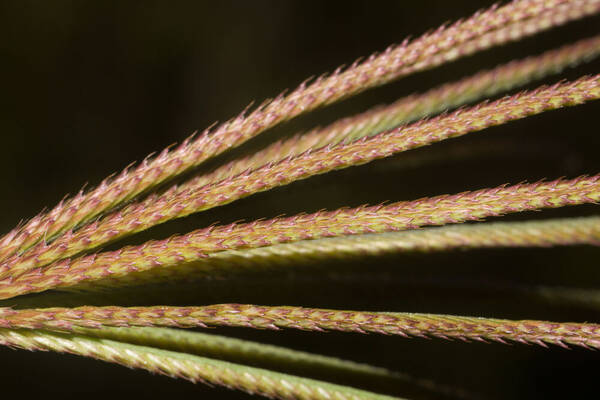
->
[3,3,600,399]
[3,305,600,351]
[1,73,598,280]
[186,35,600,190]
[61,216,600,290]
[0,0,596,263]
[1,176,600,299]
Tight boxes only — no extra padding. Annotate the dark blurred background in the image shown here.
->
[1,1,600,399]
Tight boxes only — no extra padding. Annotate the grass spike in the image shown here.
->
[64,215,600,289]
[0,0,596,265]
[3,2,600,396]
[185,34,600,191]
[3,305,600,350]
[1,175,600,299]
[2,73,599,281]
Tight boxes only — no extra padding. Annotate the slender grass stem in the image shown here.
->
[88,326,469,397]
[78,326,401,382]
[0,328,400,400]
[83,326,477,399]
